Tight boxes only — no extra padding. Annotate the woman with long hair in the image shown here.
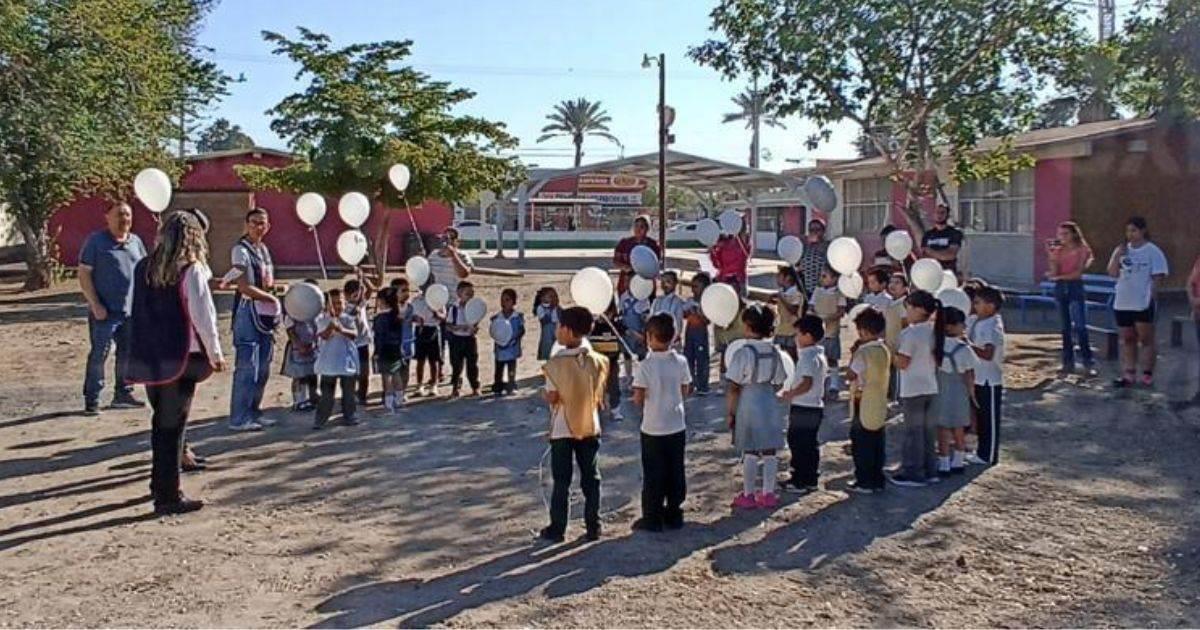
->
[126,210,225,515]
[1107,216,1169,388]
[1045,221,1096,376]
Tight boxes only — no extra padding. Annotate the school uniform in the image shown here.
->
[411,296,443,365]
[590,316,624,411]
[934,337,978,429]
[542,346,609,539]
[811,286,846,390]
[446,299,481,393]
[725,340,790,453]
[849,339,891,490]
[783,344,828,488]
[633,349,691,528]
[491,311,525,394]
[896,321,939,482]
[883,295,907,399]
[313,311,361,428]
[969,314,1006,465]
[536,303,560,361]
[345,300,372,404]
[774,285,804,359]
[682,299,711,393]
[619,292,650,360]
[650,292,687,349]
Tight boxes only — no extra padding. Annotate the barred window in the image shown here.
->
[958,169,1034,234]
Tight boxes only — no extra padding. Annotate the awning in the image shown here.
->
[526,150,800,196]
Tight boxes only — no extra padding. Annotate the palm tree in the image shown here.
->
[536,98,620,168]
[723,88,786,168]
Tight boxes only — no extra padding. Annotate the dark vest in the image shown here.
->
[126,260,212,386]
[232,237,279,334]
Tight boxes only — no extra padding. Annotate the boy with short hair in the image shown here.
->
[778,314,828,495]
[540,306,610,543]
[847,308,890,492]
[650,270,686,349]
[968,286,1006,466]
[811,266,847,399]
[313,288,361,429]
[632,313,692,532]
[445,280,481,397]
[343,278,373,405]
[683,272,712,396]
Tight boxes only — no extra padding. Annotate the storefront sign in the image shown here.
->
[538,191,643,205]
[577,174,646,190]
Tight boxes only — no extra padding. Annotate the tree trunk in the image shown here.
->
[374,205,393,279]
[15,215,52,291]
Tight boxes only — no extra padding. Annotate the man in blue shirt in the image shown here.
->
[78,202,147,415]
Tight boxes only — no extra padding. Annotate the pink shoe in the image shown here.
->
[755,492,780,509]
[1140,373,1154,387]
[731,493,757,509]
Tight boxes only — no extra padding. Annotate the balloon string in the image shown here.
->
[311,228,328,281]
[403,195,426,257]
[599,313,638,363]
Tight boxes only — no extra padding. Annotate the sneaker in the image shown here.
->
[471,388,481,397]
[154,496,204,516]
[926,475,943,484]
[229,420,264,432]
[414,385,428,398]
[694,389,708,398]
[449,389,461,399]
[848,484,876,495]
[1082,366,1099,378]
[631,517,664,533]
[343,416,361,426]
[1113,376,1133,388]
[537,527,564,543]
[888,474,926,487]
[1140,373,1154,387]
[82,403,100,417]
[610,409,624,422]
[256,416,278,427]
[964,453,988,466]
[584,524,602,541]
[109,394,146,409]
[430,384,441,397]
[731,493,758,509]
[755,492,780,509]
[781,479,814,495]
[396,392,406,407]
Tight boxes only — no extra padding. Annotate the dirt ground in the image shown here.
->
[1,266,1199,628]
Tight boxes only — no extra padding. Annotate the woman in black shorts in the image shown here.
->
[1106,217,1170,388]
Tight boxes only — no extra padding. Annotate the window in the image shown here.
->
[958,169,1034,234]
[842,177,891,234]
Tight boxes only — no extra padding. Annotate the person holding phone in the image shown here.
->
[1045,221,1095,377]
[1107,216,1169,388]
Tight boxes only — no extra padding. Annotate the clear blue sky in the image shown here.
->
[197,1,1119,172]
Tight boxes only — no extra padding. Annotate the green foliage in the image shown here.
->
[1036,42,1122,128]
[722,88,785,167]
[536,98,620,168]
[1120,0,1200,122]
[196,118,255,153]
[0,0,218,289]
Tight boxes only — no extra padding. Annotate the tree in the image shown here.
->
[1120,0,1200,122]
[196,118,255,153]
[1035,42,1122,129]
[237,29,522,276]
[722,88,785,168]
[536,98,620,168]
[170,59,236,157]
[690,0,1084,235]
[0,0,221,289]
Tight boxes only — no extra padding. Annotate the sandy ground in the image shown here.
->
[1,265,1199,628]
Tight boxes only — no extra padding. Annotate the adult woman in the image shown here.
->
[613,215,661,273]
[710,221,750,294]
[1045,221,1096,376]
[127,210,225,515]
[1107,216,1169,388]
[229,208,279,432]
[796,218,830,295]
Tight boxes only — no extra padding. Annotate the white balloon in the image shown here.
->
[937,287,972,315]
[629,274,654,301]
[296,192,327,227]
[425,284,450,311]
[405,256,430,286]
[776,235,804,265]
[489,317,514,346]
[338,192,371,228]
[804,175,838,213]
[283,282,324,322]
[631,245,659,279]
[911,258,945,292]
[827,236,864,275]
[718,209,743,235]
[570,267,614,315]
[695,218,721,247]
[838,271,865,299]
[939,269,959,292]
[464,297,488,325]
[133,168,172,213]
[700,282,739,328]
[884,230,914,261]
[388,164,411,192]
[335,229,369,266]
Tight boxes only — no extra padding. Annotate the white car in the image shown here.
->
[453,219,499,243]
[668,221,699,233]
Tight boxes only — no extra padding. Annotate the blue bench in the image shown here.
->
[1008,274,1116,326]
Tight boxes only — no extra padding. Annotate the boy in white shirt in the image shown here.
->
[777,314,828,495]
[811,267,847,398]
[650,270,686,349]
[968,286,1006,465]
[313,288,361,429]
[632,313,692,532]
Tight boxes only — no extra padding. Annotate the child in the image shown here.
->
[343,278,373,406]
[491,288,525,396]
[313,288,360,429]
[811,266,847,398]
[933,305,978,475]
[847,308,891,493]
[714,295,746,385]
[968,286,1006,466]
[863,268,893,311]
[725,304,792,509]
[772,266,805,361]
[650,270,686,349]
[632,313,692,531]
[410,287,445,397]
[281,278,320,412]
[539,306,610,543]
[618,271,651,380]
[683,272,712,396]
[589,300,624,421]
[884,272,910,401]
[891,290,941,486]
[777,314,827,495]
[535,286,561,361]
[445,280,482,397]
[373,285,412,413]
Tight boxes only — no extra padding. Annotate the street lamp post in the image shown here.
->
[643,53,668,266]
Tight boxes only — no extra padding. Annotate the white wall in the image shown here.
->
[961,233,1035,288]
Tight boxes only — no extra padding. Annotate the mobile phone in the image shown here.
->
[1046,239,1061,247]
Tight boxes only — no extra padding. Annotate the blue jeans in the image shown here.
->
[1055,280,1093,370]
[230,305,274,426]
[684,328,710,393]
[83,313,133,405]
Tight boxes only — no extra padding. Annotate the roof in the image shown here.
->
[185,146,295,162]
[526,150,799,194]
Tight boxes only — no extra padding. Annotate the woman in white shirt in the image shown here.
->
[1107,216,1170,387]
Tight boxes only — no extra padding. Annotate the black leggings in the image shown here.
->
[146,354,207,504]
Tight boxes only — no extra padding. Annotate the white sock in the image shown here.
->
[951,451,965,468]
[938,455,951,472]
[742,455,758,496]
[762,457,778,495]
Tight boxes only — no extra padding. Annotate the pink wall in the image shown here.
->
[49,198,161,266]
[1032,158,1073,279]
[781,205,806,236]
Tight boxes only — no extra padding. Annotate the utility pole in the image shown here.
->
[1098,0,1116,41]
[657,53,666,264]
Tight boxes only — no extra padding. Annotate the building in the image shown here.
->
[797,118,1199,288]
[50,148,453,274]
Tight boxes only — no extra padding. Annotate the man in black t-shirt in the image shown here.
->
[920,204,964,272]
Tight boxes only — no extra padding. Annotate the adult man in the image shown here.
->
[613,215,662,273]
[920,204,965,272]
[428,227,474,289]
[79,202,147,415]
[797,217,830,294]
[228,208,280,432]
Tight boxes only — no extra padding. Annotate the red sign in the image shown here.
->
[577,174,646,190]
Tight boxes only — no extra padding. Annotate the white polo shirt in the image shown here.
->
[633,349,691,435]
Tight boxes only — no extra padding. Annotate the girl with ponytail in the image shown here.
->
[891,289,941,487]
[932,305,979,476]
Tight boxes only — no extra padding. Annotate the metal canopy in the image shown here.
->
[526,150,799,196]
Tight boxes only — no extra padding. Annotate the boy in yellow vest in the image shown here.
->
[540,306,610,543]
[847,308,891,493]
